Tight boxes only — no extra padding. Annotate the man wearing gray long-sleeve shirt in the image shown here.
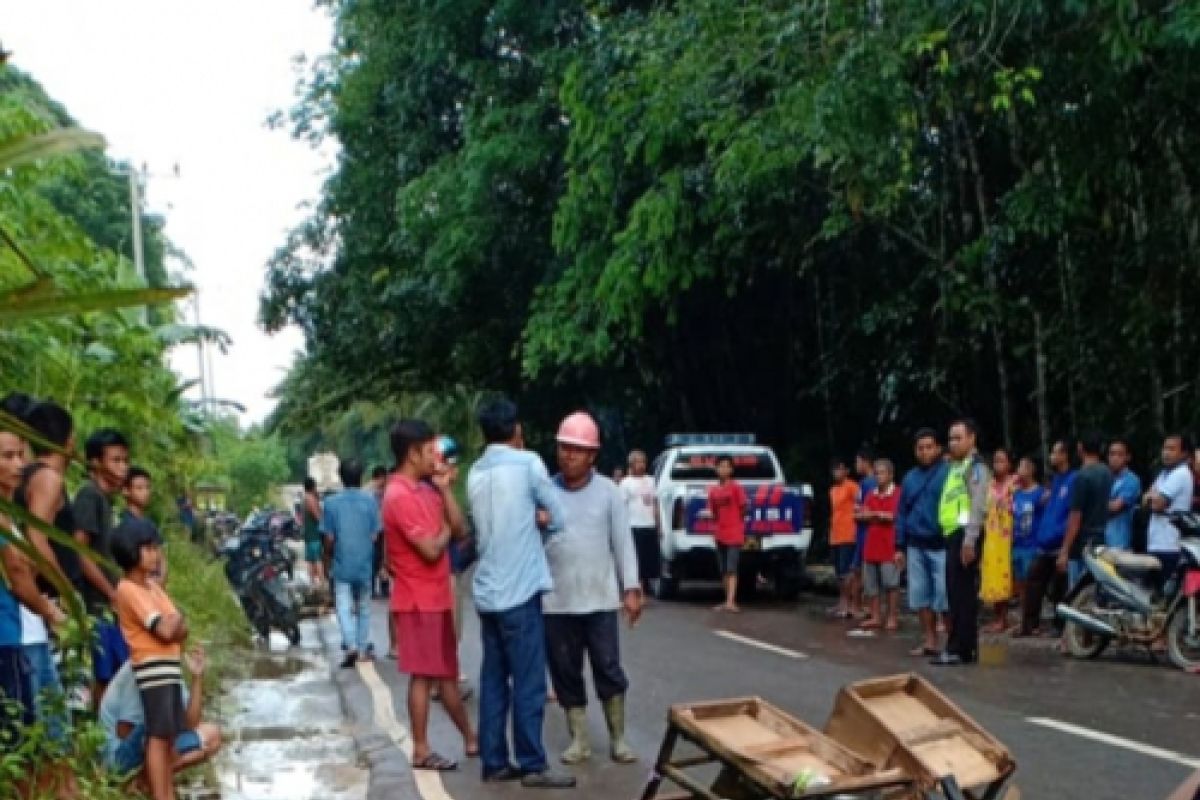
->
[544,411,642,766]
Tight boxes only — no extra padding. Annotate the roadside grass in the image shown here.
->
[163,525,252,695]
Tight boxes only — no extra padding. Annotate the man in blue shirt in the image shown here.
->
[322,459,383,668]
[100,647,221,775]
[1017,439,1076,637]
[894,429,949,657]
[466,399,573,788]
[1105,438,1141,551]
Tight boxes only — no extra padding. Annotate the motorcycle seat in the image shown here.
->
[1100,549,1162,571]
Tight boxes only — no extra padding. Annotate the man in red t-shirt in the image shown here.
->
[855,459,903,632]
[382,419,477,771]
[707,456,748,613]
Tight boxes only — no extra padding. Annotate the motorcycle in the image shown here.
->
[220,529,302,645]
[1058,510,1200,671]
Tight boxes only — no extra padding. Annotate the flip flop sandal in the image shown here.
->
[413,752,458,771]
[909,646,939,657]
[848,629,877,638]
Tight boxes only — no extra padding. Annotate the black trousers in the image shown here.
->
[545,611,629,710]
[945,529,980,661]
[632,527,660,588]
[1021,553,1066,634]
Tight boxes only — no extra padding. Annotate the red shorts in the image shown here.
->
[395,610,458,678]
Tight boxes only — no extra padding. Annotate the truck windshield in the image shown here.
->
[670,452,778,481]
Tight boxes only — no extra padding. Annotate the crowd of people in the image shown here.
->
[11,385,1187,795]
[313,400,646,787]
[0,393,221,800]
[826,421,1196,665]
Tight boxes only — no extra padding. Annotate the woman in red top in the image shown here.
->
[856,459,903,632]
[707,456,748,613]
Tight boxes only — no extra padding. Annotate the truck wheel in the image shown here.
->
[774,557,804,602]
[656,565,680,600]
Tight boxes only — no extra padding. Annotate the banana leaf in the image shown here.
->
[0,286,191,323]
[0,497,102,622]
[0,409,81,466]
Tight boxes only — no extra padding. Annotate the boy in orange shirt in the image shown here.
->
[827,458,859,618]
[112,519,188,800]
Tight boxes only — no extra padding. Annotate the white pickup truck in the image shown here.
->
[652,434,812,600]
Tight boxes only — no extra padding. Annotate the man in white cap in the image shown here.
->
[544,411,642,765]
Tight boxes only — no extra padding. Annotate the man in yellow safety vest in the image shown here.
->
[931,419,990,666]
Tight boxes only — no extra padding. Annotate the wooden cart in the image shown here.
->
[639,696,915,800]
[822,674,1017,800]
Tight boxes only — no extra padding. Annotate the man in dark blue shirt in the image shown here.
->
[1018,439,1076,636]
[894,429,949,656]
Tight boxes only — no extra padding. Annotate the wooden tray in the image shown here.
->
[669,697,911,797]
[823,674,1015,793]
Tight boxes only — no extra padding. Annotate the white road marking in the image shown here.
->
[1027,717,1200,769]
[714,629,808,660]
[358,660,457,800]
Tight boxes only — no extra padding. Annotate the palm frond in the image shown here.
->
[0,128,105,171]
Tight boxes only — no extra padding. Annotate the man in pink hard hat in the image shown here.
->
[544,411,643,766]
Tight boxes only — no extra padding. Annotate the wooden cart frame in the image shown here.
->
[823,674,1017,800]
[639,697,915,800]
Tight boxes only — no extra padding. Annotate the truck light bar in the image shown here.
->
[664,433,757,447]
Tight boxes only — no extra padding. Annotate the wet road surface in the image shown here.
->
[211,621,368,800]
[352,587,1199,800]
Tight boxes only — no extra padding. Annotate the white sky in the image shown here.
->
[3,2,335,425]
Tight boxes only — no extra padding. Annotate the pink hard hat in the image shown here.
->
[556,411,600,449]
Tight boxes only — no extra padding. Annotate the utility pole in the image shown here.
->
[127,166,146,284]
[192,290,210,415]
[123,164,149,325]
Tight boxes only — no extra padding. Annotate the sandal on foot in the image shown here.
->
[413,752,458,771]
[909,645,939,657]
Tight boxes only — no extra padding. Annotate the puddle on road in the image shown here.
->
[207,625,367,800]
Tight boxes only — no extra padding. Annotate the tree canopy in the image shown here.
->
[264,0,1200,471]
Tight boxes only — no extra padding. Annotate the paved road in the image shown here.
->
[350,586,1199,800]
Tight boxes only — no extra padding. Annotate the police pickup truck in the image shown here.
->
[652,434,812,600]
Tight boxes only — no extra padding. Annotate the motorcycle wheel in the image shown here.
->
[1063,585,1111,659]
[1166,601,1200,672]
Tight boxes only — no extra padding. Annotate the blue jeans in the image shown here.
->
[112,725,202,774]
[334,578,372,653]
[23,642,65,742]
[906,545,948,612]
[478,594,548,776]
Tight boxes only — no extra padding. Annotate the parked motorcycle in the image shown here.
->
[1058,511,1200,671]
[220,529,301,645]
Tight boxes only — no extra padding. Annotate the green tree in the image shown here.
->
[265,0,1200,475]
